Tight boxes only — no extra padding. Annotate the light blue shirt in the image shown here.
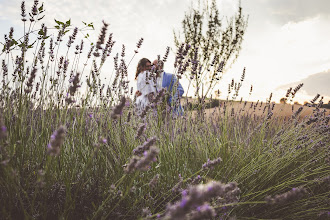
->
[161,72,184,114]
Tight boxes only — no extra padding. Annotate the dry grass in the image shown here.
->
[185,98,329,119]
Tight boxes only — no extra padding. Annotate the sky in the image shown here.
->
[0,0,330,104]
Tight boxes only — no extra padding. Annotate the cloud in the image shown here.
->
[244,0,330,24]
[277,70,330,97]
[270,0,330,22]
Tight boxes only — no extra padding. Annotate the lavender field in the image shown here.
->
[0,1,329,219]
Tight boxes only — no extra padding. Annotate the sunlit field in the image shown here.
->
[0,1,329,220]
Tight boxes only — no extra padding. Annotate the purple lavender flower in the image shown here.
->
[47,126,66,156]
[265,187,307,205]
[202,157,222,170]
[189,203,216,220]
[21,1,26,21]
[133,136,157,155]
[111,96,126,119]
[0,116,8,140]
[180,198,187,208]
[149,174,160,188]
[125,146,159,173]
[165,181,239,219]
[135,147,159,171]
[135,123,146,139]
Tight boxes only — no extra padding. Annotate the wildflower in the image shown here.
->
[140,105,150,118]
[165,181,239,219]
[292,106,303,119]
[188,203,216,220]
[266,112,273,120]
[249,85,253,95]
[2,60,8,76]
[265,187,307,205]
[174,43,184,68]
[162,46,170,62]
[182,44,191,56]
[31,0,38,16]
[65,97,75,104]
[67,27,78,48]
[125,146,159,173]
[285,87,292,98]
[126,111,131,123]
[291,83,303,98]
[25,67,37,93]
[190,175,202,185]
[113,53,119,70]
[310,94,320,104]
[149,174,160,188]
[68,72,80,96]
[172,174,184,193]
[142,207,152,218]
[202,157,222,170]
[135,123,146,139]
[21,1,27,21]
[125,156,139,173]
[135,147,159,171]
[87,45,94,59]
[152,88,166,104]
[47,126,66,156]
[121,44,125,57]
[99,137,107,144]
[134,38,144,53]
[133,136,157,155]
[0,116,7,140]
[95,20,108,50]
[111,96,126,119]
[306,116,318,125]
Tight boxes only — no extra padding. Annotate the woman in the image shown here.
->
[135,58,156,111]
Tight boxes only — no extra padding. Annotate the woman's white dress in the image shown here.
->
[135,71,156,111]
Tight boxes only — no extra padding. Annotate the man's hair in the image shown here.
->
[135,58,151,79]
[154,59,164,70]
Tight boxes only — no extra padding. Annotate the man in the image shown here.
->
[152,59,184,114]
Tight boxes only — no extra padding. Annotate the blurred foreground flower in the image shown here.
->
[47,126,66,156]
[133,136,157,155]
[164,181,239,219]
[111,96,126,119]
[125,146,159,173]
[0,116,7,140]
[265,187,307,205]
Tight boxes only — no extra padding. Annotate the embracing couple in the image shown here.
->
[135,58,184,115]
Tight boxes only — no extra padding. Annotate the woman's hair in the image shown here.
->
[135,58,151,79]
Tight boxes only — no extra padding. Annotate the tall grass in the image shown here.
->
[1,1,329,219]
